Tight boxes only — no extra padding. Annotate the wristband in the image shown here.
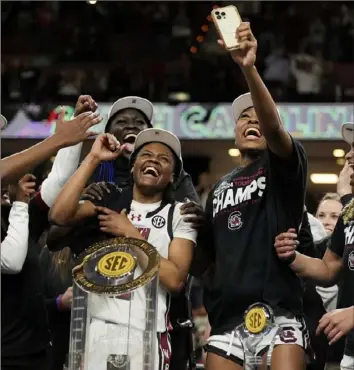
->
[56,294,63,310]
[283,252,296,265]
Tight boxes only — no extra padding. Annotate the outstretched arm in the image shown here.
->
[227,22,292,158]
[1,108,101,185]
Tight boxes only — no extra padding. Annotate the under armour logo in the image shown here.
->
[132,99,136,104]
[130,214,142,222]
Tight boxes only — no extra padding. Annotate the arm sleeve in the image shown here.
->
[172,203,198,244]
[40,142,83,207]
[268,136,308,185]
[328,215,345,258]
[174,170,200,204]
[1,202,29,274]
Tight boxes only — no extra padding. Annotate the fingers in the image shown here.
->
[57,106,66,122]
[275,246,297,254]
[95,206,116,215]
[329,331,344,345]
[183,215,205,229]
[20,174,36,183]
[80,111,102,128]
[275,232,298,242]
[105,133,121,151]
[83,188,103,201]
[99,182,111,194]
[316,316,329,336]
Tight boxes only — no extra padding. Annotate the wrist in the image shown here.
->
[56,294,64,310]
[86,152,101,167]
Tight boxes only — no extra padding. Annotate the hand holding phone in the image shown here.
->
[212,6,258,69]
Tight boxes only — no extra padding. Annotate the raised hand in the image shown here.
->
[90,133,126,162]
[74,95,98,117]
[55,107,102,147]
[218,22,257,69]
[14,174,37,204]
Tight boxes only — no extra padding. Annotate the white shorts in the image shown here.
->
[85,318,171,370]
[205,314,310,366]
[341,354,354,370]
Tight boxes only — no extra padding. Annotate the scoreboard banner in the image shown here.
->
[2,103,353,140]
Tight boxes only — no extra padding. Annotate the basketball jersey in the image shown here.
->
[89,200,197,333]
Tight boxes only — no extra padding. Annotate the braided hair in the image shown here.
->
[342,197,354,225]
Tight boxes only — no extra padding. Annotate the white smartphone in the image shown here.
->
[211,5,242,51]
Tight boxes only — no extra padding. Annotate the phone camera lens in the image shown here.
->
[217,15,222,20]
[221,12,226,16]
[215,11,220,15]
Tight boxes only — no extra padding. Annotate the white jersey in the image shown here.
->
[88,200,197,333]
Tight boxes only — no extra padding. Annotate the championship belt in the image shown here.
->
[68,237,160,370]
[234,303,281,370]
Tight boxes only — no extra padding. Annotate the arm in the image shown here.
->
[289,249,342,287]
[49,154,99,226]
[1,134,67,185]
[49,133,123,226]
[1,108,101,185]
[1,202,29,274]
[231,23,292,158]
[286,216,345,286]
[158,203,197,293]
[242,66,293,158]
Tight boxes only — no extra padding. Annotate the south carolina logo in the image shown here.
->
[228,211,243,230]
[348,250,354,271]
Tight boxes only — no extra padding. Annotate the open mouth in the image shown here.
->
[122,134,137,152]
[142,166,160,178]
[244,127,261,139]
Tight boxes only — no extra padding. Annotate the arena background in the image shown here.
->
[1,0,354,214]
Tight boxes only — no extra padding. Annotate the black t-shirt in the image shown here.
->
[329,213,354,357]
[1,196,51,363]
[198,138,307,335]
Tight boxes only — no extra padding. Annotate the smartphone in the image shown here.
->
[211,5,242,51]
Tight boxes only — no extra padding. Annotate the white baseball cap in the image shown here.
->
[232,92,254,121]
[107,96,154,123]
[0,114,8,130]
[342,122,354,145]
[132,128,183,175]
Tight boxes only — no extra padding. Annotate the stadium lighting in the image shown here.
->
[88,0,97,4]
[228,148,240,157]
[333,149,345,158]
[310,173,338,184]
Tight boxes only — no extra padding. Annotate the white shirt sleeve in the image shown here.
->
[172,203,197,244]
[1,202,29,274]
[40,142,83,207]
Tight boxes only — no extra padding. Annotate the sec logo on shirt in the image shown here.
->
[152,215,166,229]
[245,306,267,334]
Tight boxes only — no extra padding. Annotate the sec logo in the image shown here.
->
[97,251,136,278]
[152,215,166,229]
[245,307,267,334]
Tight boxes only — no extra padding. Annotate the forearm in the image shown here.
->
[41,142,83,207]
[1,133,67,185]
[127,230,186,292]
[242,66,292,156]
[49,153,99,225]
[242,67,282,132]
[1,202,29,274]
[290,252,337,286]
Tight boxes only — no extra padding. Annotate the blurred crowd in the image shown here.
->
[2,1,354,105]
